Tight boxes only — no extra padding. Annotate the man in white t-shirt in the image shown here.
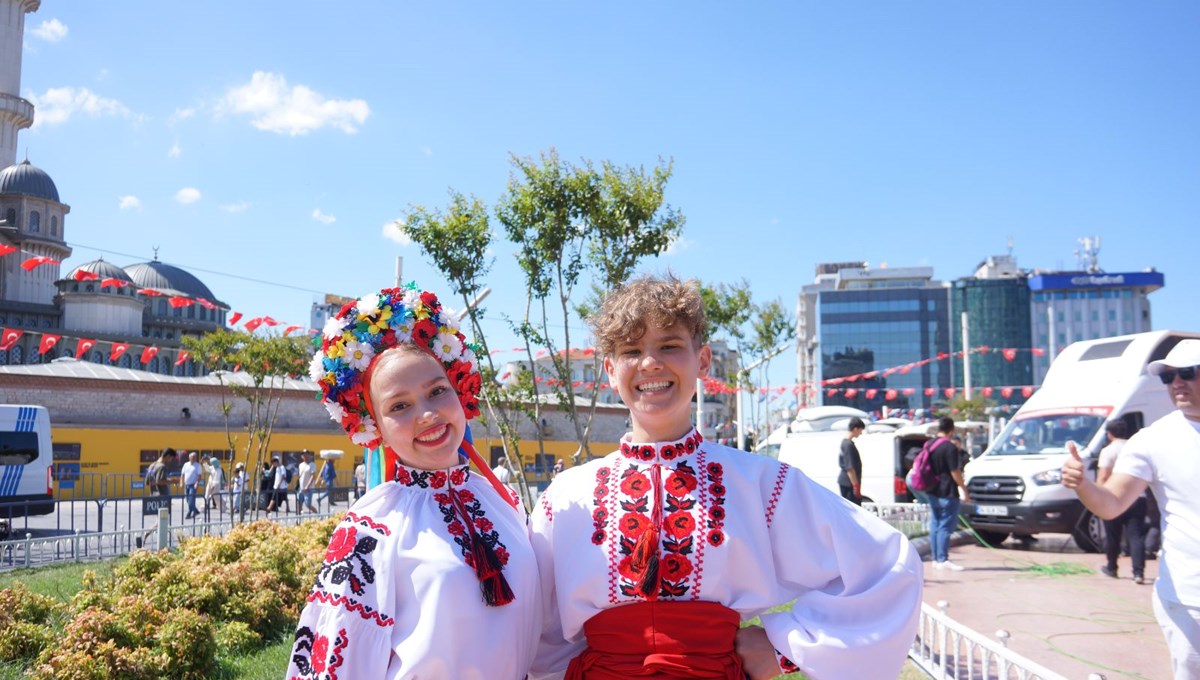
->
[1064,338,1200,679]
[180,451,202,519]
[354,461,367,500]
[296,451,318,514]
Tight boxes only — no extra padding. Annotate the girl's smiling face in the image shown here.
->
[369,347,465,470]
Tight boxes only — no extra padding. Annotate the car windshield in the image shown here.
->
[990,411,1109,455]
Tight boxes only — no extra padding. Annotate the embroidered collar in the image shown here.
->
[394,461,471,489]
[619,429,704,462]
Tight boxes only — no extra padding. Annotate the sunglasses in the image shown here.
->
[1159,365,1199,385]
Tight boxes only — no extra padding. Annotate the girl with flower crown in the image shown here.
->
[286,286,541,680]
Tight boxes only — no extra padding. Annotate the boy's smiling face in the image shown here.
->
[604,322,712,443]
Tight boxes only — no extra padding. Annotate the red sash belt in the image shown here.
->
[565,600,745,680]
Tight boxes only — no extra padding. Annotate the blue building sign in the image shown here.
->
[1028,272,1164,291]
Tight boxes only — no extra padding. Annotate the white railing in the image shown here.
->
[0,510,337,570]
[911,600,1069,680]
[865,501,931,538]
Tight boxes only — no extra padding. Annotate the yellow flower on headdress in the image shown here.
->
[414,303,431,321]
[367,305,393,334]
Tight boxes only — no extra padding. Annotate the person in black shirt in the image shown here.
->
[927,417,971,571]
[838,417,866,505]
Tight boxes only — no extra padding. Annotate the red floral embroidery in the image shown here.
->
[661,553,694,580]
[324,526,358,563]
[664,511,695,539]
[619,512,650,537]
[620,471,651,498]
[433,485,511,570]
[779,652,800,673]
[666,470,697,495]
[591,467,611,545]
[290,626,349,680]
[705,461,727,547]
[450,467,467,485]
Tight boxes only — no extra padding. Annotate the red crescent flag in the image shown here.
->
[1031,348,1046,357]
[1002,348,1018,362]
[0,328,22,351]
[865,388,878,399]
[140,346,159,364]
[140,288,165,297]
[73,269,100,281]
[1022,386,1035,398]
[944,388,956,398]
[175,350,190,366]
[845,388,859,398]
[885,389,898,401]
[100,277,131,289]
[827,389,838,398]
[75,338,96,359]
[0,244,17,256]
[902,388,916,395]
[924,387,935,397]
[168,296,193,308]
[1001,387,1014,398]
[982,387,994,397]
[110,343,130,362]
[262,316,280,327]
[196,298,217,310]
[37,334,61,355]
[283,325,302,336]
[21,256,59,271]
[243,317,264,332]
[228,311,243,326]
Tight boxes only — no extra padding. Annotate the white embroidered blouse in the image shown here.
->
[530,430,923,680]
[286,462,541,680]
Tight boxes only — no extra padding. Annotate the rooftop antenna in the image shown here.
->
[1074,236,1102,273]
[152,246,160,262]
[1006,236,1014,256]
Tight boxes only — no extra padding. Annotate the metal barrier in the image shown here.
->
[911,600,1068,680]
[864,501,931,538]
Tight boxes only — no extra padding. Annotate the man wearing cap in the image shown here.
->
[1063,338,1200,679]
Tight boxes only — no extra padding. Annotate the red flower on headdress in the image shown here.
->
[420,291,440,309]
[447,359,473,387]
[458,371,482,397]
[461,395,482,420]
[413,319,438,345]
[337,301,356,319]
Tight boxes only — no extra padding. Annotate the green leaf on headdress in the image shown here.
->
[356,320,370,333]
[404,281,419,291]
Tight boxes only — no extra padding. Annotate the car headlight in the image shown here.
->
[1031,468,1062,486]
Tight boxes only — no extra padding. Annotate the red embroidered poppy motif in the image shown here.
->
[309,515,393,628]
[290,626,349,680]
[433,485,512,569]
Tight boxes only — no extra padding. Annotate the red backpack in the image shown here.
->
[909,436,949,492]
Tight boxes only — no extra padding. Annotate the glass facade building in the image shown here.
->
[950,277,1033,406]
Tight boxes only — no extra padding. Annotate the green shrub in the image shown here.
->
[0,621,55,663]
[216,620,262,655]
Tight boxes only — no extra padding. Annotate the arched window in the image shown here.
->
[4,208,15,227]
[161,360,172,375]
[85,284,94,293]
[157,300,167,315]
[173,305,182,317]
[90,350,103,364]
[0,349,7,365]
[29,211,39,233]
[50,216,58,236]
[187,305,195,319]
[11,346,23,365]
[118,353,132,369]
[149,356,160,373]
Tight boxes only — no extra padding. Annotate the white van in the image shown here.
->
[963,331,1197,551]
[770,407,906,504]
[0,405,55,517]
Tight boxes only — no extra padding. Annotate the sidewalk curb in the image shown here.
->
[910,529,976,560]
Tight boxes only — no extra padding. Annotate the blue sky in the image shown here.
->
[14,1,1199,395]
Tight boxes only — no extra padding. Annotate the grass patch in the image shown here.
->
[0,561,120,600]
[217,637,292,680]
[1021,561,1094,577]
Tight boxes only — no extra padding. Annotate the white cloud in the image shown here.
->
[219,71,369,136]
[663,235,693,256]
[167,142,181,158]
[169,107,195,125]
[118,195,140,210]
[381,219,411,246]
[312,209,336,224]
[26,86,131,128]
[220,202,250,213]
[175,187,201,205]
[31,19,68,43]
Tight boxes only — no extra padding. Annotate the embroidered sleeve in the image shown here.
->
[287,513,396,679]
[758,465,923,680]
[529,482,586,679]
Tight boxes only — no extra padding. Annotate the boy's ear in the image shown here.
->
[602,355,615,380]
[698,344,712,378]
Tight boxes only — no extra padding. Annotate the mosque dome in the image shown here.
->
[124,260,220,302]
[64,259,133,284]
[0,160,60,202]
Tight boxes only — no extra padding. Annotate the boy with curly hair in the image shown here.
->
[530,273,922,680]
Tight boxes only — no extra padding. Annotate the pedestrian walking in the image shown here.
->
[838,417,865,505]
[205,457,227,513]
[1096,420,1147,583]
[925,417,971,571]
[180,451,202,519]
[297,451,318,513]
[318,456,337,507]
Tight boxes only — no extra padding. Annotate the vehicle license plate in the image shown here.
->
[975,504,1008,517]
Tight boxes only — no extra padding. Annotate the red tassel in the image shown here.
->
[630,524,660,597]
[469,535,515,606]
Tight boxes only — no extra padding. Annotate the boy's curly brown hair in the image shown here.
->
[589,273,708,358]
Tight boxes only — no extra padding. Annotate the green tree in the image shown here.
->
[744,298,796,439]
[182,330,311,519]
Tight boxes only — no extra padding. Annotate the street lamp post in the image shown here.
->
[736,343,791,451]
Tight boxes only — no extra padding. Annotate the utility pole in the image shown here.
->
[737,343,790,451]
[962,311,972,400]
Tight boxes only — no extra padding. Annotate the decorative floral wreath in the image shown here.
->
[309,284,483,449]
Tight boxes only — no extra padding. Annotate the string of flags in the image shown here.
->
[0,326,191,367]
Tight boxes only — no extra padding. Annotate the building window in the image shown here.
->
[50,216,58,236]
[187,305,195,319]
[157,300,167,315]
[4,208,14,227]
[1091,310,1098,322]
[90,350,103,364]
[1056,311,1064,323]
[1108,310,1116,321]
[29,211,39,233]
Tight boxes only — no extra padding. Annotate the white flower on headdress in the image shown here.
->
[393,321,415,344]
[322,316,347,340]
[308,352,328,382]
[356,293,381,318]
[440,309,461,333]
[343,339,376,371]
[402,289,421,310]
[350,416,379,446]
[462,347,479,373]
[324,400,346,423]
[432,331,463,362]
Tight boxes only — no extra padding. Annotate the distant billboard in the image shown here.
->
[324,293,355,307]
[1028,272,1164,291]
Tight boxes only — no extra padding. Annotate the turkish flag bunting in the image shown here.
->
[978,346,991,355]
[924,387,935,396]
[195,298,217,310]
[499,371,511,380]
[903,388,916,395]
[0,244,17,256]
[899,364,913,374]
[243,317,264,332]
[229,311,243,325]
[140,288,165,297]
[72,269,100,281]
[982,387,994,397]
[140,346,159,364]
[937,352,950,361]
[1031,348,1046,356]
[944,388,956,398]
[1001,387,1014,398]
[21,256,59,271]
[0,328,22,351]
[283,325,302,336]
[175,351,190,366]
[262,317,280,327]
[845,388,859,398]
[37,334,61,355]
[865,388,878,399]
[827,389,838,398]
[885,389,898,400]
[1002,348,1018,362]
[100,277,131,289]
[168,296,193,308]
[75,338,96,359]
[1022,386,1035,398]
[863,371,879,379]
[110,343,130,362]
[792,386,802,395]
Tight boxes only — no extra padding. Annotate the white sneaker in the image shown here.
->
[931,561,945,570]
[941,560,966,572]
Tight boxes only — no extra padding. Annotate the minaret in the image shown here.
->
[0,0,39,168]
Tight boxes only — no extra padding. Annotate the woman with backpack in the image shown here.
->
[922,417,971,571]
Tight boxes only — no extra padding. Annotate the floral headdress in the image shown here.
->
[309,284,483,449]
